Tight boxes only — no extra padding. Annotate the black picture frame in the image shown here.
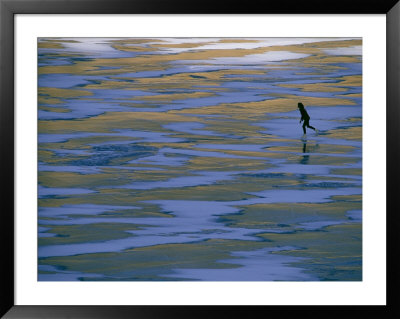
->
[1,0,398,317]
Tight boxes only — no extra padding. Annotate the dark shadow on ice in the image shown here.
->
[300,141,310,165]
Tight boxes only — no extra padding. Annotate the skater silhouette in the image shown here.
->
[298,102,317,136]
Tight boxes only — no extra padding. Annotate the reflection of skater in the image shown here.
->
[301,141,310,165]
[298,102,317,136]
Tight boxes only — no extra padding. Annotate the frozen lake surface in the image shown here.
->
[38,37,362,281]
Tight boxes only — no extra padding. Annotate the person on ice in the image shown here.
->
[298,102,318,136]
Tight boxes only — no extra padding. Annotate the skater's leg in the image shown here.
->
[305,119,316,131]
[302,122,306,134]
[307,124,316,131]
